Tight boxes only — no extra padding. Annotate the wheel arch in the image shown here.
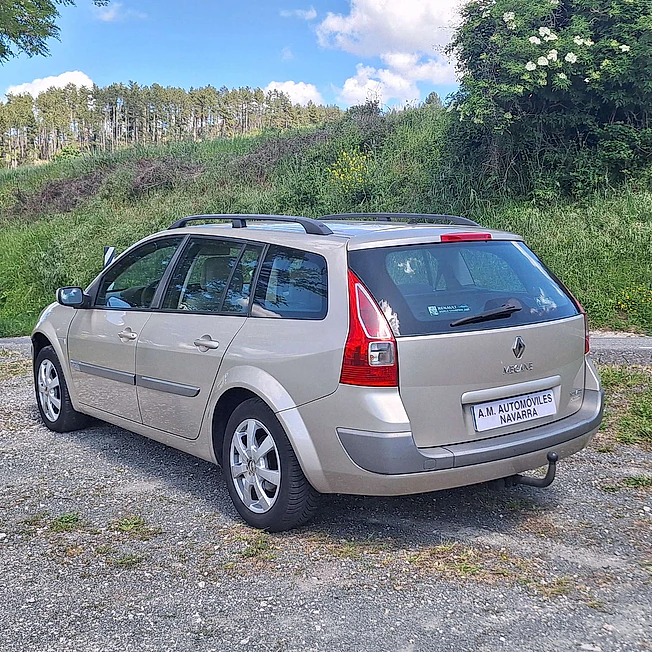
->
[31,331,52,364]
[211,387,262,466]
[206,365,325,491]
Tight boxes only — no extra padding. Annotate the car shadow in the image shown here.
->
[33,406,560,549]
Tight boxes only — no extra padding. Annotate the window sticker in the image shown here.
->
[379,299,400,336]
[428,304,471,316]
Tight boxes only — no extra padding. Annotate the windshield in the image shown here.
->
[348,240,578,337]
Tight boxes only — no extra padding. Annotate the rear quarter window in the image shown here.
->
[252,245,328,320]
[349,241,578,336]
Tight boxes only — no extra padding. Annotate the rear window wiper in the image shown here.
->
[450,302,522,327]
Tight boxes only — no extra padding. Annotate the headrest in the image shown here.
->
[201,256,232,291]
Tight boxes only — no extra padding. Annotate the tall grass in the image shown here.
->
[1,108,651,336]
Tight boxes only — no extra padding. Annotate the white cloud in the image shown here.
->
[317,0,461,105]
[93,2,147,22]
[265,80,324,105]
[281,46,294,61]
[317,0,460,56]
[6,71,94,97]
[280,6,317,20]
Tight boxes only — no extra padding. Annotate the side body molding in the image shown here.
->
[69,360,202,398]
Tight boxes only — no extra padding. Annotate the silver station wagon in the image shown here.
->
[32,213,604,531]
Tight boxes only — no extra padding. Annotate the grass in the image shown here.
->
[113,515,162,540]
[0,358,31,380]
[598,365,652,447]
[1,108,651,336]
[49,512,83,533]
[114,553,145,569]
[621,475,652,489]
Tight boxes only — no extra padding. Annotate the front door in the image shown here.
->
[67,236,184,422]
[135,237,263,438]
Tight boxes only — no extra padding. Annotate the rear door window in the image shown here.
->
[253,245,328,319]
[349,241,578,336]
[161,238,263,314]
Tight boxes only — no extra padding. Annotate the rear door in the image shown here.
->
[135,237,263,438]
[67,236,184,422]
[349,239,586,448]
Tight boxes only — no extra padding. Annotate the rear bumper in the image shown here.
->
[289,387,603,496]
[338,388,604,475]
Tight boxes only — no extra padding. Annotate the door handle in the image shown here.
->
[193,335,220,352]
[118,328,138,341]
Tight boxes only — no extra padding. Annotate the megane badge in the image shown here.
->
[512,337,526,359]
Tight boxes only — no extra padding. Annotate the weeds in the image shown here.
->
[113,515,162,540]
[49,513,83,533]
[621,475,652,489]
[114,554,144,569]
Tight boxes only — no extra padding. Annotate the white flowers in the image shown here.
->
[525,61,537,71]
[550,0,559,5]
[503,112,513,120]
[557,73,567,80]
[574,36,594,47]
[565,52,578,63]
[547,49,558,61]
[535,27,557,41]
[502,11,515,29]
[620,44,631,52]
[537,56,549,66]
[529,36,542,45]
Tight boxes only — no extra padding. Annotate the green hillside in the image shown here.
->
[1,105,651,337]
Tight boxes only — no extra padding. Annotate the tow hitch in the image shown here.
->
[508,452,558,488]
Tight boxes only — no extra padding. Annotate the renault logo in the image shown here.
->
[512,337,526,359]
[512,337,525,360]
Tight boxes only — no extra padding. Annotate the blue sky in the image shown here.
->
[2,0,461,107]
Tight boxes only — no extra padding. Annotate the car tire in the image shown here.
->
[34,346,90,433]
[223,397,320,532]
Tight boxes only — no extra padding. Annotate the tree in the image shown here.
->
[0,0,109,63]
[447,0,652,196]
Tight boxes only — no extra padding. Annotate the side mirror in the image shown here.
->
[57,287,87,308]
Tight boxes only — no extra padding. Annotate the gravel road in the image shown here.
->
[589,333,652,366]
[1,340,650,652]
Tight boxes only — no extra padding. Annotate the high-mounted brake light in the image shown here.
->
[340,270,398,387]
[440,233,492,242]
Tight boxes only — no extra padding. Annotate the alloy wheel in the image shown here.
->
[229,418,281,514]
[37,359,61,423]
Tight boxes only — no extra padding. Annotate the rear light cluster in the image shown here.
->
[340,270,398,387]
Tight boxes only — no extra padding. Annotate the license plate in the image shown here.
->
[472,389,557,432]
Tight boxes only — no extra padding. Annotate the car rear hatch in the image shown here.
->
[348,235,587,449]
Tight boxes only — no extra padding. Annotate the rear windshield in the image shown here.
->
[348,241,578,337]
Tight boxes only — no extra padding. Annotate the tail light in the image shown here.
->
[340,270,398,387]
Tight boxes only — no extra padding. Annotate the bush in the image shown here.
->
[448,0,652,197]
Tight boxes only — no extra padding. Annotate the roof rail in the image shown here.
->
[167,214,333,236]
[319,213,481,227]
